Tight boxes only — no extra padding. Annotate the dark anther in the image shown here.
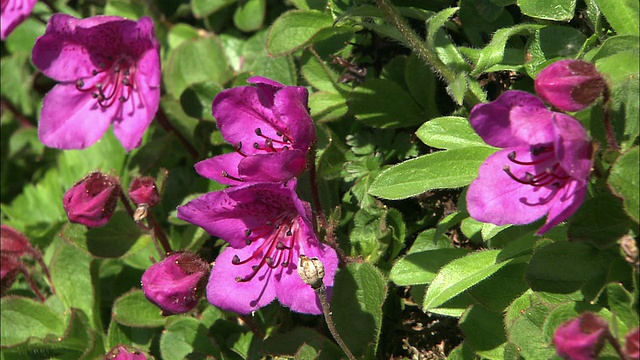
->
[235,276,242,282]
[253,142,260,149]
[221,171,244,182]
[255,128,262,136]
[244,229,252,237]
[276,241,285,250]
[245,239,252,245]
[232,255,241,265]
[286,230,292,236]
[276,131,283,136]
[92,69,98,76]
[281,261,289,267]
[234,142,243,150]
[265,257,274,266]
[76,79,85,89]
[251,265,259,271]
[507,151,517,161]
[266,221,272,226]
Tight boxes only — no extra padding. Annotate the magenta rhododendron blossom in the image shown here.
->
[177,180,338,315]
[466,90,592,235]
[1,0,37,40]
[32,14,161,151]
[195,76,316,185]
[535,59,606,112]
[553,313,609,360]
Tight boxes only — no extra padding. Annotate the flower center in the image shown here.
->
[233,127,292,157]
[231,211,298,282]
[502,145,570,204]
[75,55,137,110]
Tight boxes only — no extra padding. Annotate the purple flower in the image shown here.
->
[1,0,36,40]
[195,76,316,185]
[466,90,592,235]
[141,252,210,315]
[177,180,338,315]
[535,59,606,112]
[64,172,121,227]
[553,313,609,360]
[32,14,161,151]
[104,344,148,360]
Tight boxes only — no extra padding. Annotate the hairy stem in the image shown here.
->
[601,89,620,152]
[316,286,356,360]
[375,0,482,107]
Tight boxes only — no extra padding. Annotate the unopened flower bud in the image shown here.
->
[625,328,639,360]
[297,255,325,289]
[1,225,33,295]
[63,172,121,227]
[104,344,148,360]
[141,252,210,316]
[535,59,606,112]
[128,176,159,207]
[554,312,609,360]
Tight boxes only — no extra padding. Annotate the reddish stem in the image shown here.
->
[155,107,200,161]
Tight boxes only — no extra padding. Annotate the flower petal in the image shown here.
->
[466,148,556,226]
[470,91,553,148]
[238,150,307,183]
[1,0,37,40]
[273,86,315,152]
[247,76,284,107]
[275,235,338,314]
[536,179,587,235]
[206,245,277,314]
[38,84,111,150]
[111,78,161,152]
[552,113,592,180]
[32,14,140,81]
[212,86,285,152]
[194,153,244,185]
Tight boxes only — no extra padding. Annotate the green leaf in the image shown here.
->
[524,26,588,78]
[60,211,144,258]
[233,0,266,32]
[504,292,557,359]
[167,23,200,50]
[459,305,507,357]
[584,35,640,62]
[50,240,98,329]
[180,82,223,121]
[369,147,497,200]
[608,147,639,223]
[309,91,349,123]
[262,327,343,359]
[606,283,639,330]
[404,54,438,115]
[191,0,236,18]
[4,18,46,55]
[390,248,471,286]
[467,262,530,312]
[266,10,351,57]
[524,241,609,295]
[471,24,544,76]
[593,0,640,36]
[332,262,387,358]
[112,290,166,328]
[347,78,425,128]
[422,250,513,311]
[516,0,576,21]
[241,30,298,86]
[160,317,221,360]
[0,297,66,348]
[567,192,633,247]
[447,74,468,106]
[164,35,233,97]
[416,116,490,150]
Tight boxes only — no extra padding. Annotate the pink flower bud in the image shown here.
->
[128,176,159,207]
[104,344,148,360]
[535,59,606,112]
[626,328,639,360]
[63,172,121,228]
[141,252,210,316]
[1,225,34,294]
[554,312,609,360]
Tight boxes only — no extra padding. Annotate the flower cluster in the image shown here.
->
[177,77,338,315]
[466,60,598,235]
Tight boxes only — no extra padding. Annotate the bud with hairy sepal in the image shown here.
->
[141,252,210,316]
[535,59,606,112]
[104,344,149,360]
[63,172,121,227]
